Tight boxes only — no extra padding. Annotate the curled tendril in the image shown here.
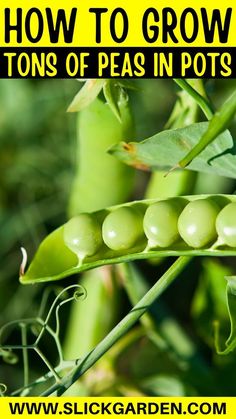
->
[42,284,87,334]
[74,288,87,302]
[3,350,18,365]
[0,348,18,364]
[0,383,7,396]
[53,285,87,336]
[0,283,87,395]
[37,286,64,320]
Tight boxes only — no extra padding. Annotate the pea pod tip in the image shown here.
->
[19,247,28,277]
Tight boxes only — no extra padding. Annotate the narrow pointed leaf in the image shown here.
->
[67,80,105,113]
[103,82,122,122]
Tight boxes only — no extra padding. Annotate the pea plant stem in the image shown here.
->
[175,83,236,170]
[173,79,214,120]
[179,90,236,168]
[41,256,192,396]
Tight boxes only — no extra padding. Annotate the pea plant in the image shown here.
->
[1,79,236,396]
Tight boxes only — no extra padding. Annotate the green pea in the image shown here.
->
[64,214,103,262]
[143,200,184,248]
[102,207,144,251]
[178,199,220,248]
[216,202,236,247]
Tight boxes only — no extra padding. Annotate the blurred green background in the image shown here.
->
[1,79,236,396]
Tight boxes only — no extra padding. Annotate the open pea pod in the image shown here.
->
[20,194,236,284]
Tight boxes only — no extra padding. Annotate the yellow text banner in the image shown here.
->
[0,0,235,47]
[0,397,235,419]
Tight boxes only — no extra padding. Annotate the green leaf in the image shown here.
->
[103,81,135,123]
[103,82,122,122]
[109,122,236,179]
[67,80,105,112]
[214,276,236,355]
[178,90,236,168]
[67,79,135,115]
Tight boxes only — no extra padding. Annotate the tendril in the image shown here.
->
[0,383,7,396]
[0,283,87,396]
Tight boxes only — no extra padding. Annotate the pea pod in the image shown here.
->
[69,96,134,215]
[20,194,236,285]
[64,90,135,380]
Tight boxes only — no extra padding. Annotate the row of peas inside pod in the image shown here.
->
[63,195,236,266]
